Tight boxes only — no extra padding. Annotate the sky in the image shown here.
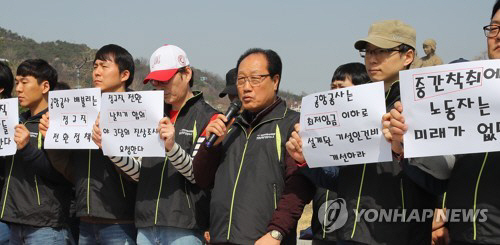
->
[0,0,494,94]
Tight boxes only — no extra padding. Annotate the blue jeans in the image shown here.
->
[136,226,203,245]
[0,221,9,245]
[79,222,136,245]
[9,224,72,245]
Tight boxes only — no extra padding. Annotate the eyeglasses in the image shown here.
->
[483,25,500,38]
[236,74,270,87]
[150,80,165,86]
[359,48,401,58]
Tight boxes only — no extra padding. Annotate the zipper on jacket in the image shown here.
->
[473,152,488,241]
[154,157,168,225]
[34,175,41,205]
[226,115,286,241]
[1,157,15,218]
[273,184,277,209]
[323,190,330,239]
[185,180,191,209]
[87,150,91,214]
[400,178,406,222]
[119,175,126,198]
[351,164,366,238]
[153,95,199,224]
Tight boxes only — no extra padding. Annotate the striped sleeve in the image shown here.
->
[108,156,142,182]
[167,136,205,184]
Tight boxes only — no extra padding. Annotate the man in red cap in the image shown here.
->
[97,44,219,244]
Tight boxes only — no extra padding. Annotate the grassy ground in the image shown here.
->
[297,202,313,234]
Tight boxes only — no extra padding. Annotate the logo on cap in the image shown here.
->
[178,55,186,66]
[153,55,161,68]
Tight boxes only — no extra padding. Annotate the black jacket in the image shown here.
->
[312,188,338,242]
[201,99,305,244]
[67,148,137,220]
[0,109,72,227]
[335,82,437,245]
[447,152,500,244]
[135,92,217,229]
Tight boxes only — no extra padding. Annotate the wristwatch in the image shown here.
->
[269,230,283,241]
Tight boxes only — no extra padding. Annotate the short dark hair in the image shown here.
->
[492,0,500,19]
[16,59,58,91]
[0,62,13,98]
[332,62,369,86]
[177,66,194,87]
[236,48,282,91]
[94,44,135,88]
[398,44,415,69]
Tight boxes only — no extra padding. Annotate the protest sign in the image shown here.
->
[45,88,100,149]
[100,90,165,157]
[0,98,18,156]
[400,60,500,157]
[300,82,391,167]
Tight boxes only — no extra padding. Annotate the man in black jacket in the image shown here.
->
[385,1,500,244]
[3,59,73,244]
[287,20,442,245]
[40,44,138,244]
[192,48,314,245]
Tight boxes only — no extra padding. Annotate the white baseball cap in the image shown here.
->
[143,44,190,84]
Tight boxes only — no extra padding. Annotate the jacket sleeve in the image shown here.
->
[108,156,141,182]
[192,141,223,189]
[402,157,449,196]
[45,149,75,184]
[267,150,315,237]
[18,143,70,184]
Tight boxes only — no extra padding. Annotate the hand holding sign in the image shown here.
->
[92,114,102,149]
[285,123,305,164]
[14,124,30,150]
[0,98,19,156]
[158,117,175,151]
[382,101,406,154]
[39,112,50,138]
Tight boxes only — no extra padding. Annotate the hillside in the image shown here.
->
[0,27,301,111]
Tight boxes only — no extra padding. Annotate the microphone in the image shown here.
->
[206,99,242,148]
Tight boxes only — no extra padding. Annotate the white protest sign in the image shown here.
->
[400,60,500,157]
[45,88,100,149]
[100,91,165,157]
[0,98,18,156]
[300,82,392,167]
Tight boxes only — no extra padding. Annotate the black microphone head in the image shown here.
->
[229,99,242,110]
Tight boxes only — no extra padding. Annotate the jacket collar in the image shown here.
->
[238,97,287,129]
[20,108,48,123]
[165,91,203,115]
[385,81,400,105]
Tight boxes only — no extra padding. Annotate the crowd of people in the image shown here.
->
[0,1,499,245]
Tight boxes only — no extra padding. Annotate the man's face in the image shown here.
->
[488,10,500,59]
[15,75,48,109]
[93,58,126,92]
[364,43,413,83]
[237,53,279,112]
[152,69,191,107]
[331,76,354,90]
[423,44,432,56]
